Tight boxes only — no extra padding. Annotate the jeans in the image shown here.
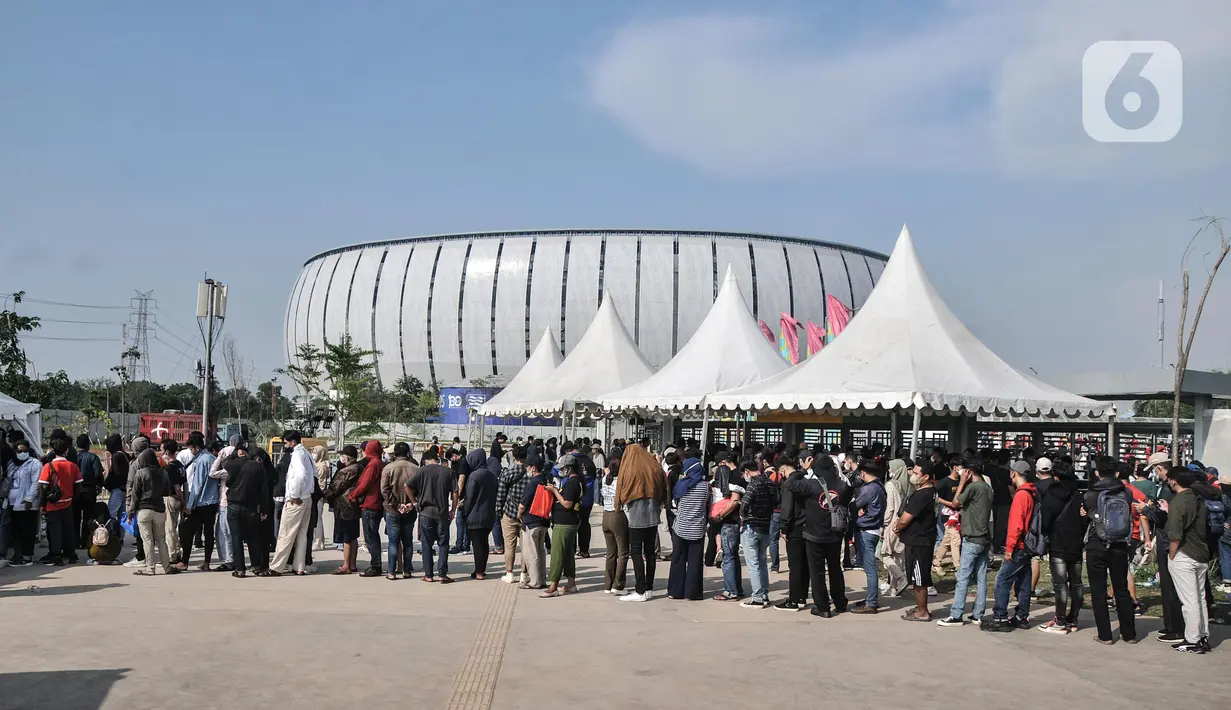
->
[491,517,504,550]
[361,509,383,570]
[453,507,470,552]
[741,526,771,602]
[948,539,990,621]
[768,512,781,570]
[720,523,743,597]
[856,530,880,608]
[107,489,126,544]
[1049,556,1084,625]
[992,549,1032,621]
[1087,545,1137,642]
[419,514,450,578]
[1218,532,1231,582]
[385,510,417,574]
[214,504,233,563]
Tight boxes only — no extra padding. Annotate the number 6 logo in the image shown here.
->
[1082,41,1182,143]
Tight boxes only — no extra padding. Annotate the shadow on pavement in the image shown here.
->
[0,583,126,599]
[0,668,129,710]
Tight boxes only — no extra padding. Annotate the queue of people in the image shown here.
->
[3,426,1227,656]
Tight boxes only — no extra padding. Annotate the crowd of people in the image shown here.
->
[2,425,1227,655]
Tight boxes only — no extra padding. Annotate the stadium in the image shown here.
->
[284,229,889,387]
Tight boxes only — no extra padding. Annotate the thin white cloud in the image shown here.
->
[586,1,1231,178]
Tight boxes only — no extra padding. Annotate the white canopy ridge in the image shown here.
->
[599,265,788,413]
[484,293,655,416]
[477,329,564,417]
[705,226,1107,418]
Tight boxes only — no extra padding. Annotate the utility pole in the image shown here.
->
[197,278,228,439]
[1157,280,1165,368]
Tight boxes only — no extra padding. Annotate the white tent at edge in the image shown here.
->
[599,265,788,414]
[478,329,565,417]
[0,391,41,445]
[704,225,1107,427]
[480,294,655,416]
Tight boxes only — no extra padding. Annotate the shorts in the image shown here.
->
[334,517,360,544]
[905,544,934,589]
[1128,540,1147,569]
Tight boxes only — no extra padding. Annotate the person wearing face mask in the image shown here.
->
[5,440,43,566]
[984,460,1037,632]
[325,446,363,575]
[159,439,187,567]
[894,463,939,622]
[1138,451,1185,642]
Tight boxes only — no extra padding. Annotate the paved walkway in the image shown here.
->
[0,517,1225,710]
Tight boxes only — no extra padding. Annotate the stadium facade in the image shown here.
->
[285,229,889,388]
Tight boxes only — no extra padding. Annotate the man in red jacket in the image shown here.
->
[348,440,386,577]
[984,460,1036,632]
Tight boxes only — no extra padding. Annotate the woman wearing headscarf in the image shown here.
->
[880,457,914,598]
[348,440,386,577]
[324,445,362,574]
[311,446,330,551]
[463,450,499,579]
[667,455,709,600]
[614,444,669,601]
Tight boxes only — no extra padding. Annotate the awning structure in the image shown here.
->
[599,265,788,414]
[0,391,42,444]
[477,329,565,417]
[705,226,1107,418]
[482,293,655,416]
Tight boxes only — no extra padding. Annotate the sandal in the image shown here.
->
[422,576,436,583]
[713,594,737,601]
[539,589,563,598]
[518,583,539,590]
[132,569,154,576]
[332,568,352,576]
[386,573,398,581]
[901,612,932,622]
[563,584,578,594]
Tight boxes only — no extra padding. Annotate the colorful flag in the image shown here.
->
[778,313,801,364]
[806,321,825,358]
[758,320,775,344]
[825,294,852,343]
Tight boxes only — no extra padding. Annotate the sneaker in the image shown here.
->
[1039,619,1069,635]
[740,598,769,608]
[1008,616,1031,630]
[644,589,654,600]
[927,586,938,597]
[1200,637,1213,653]
[774,600,803,612]
[305,565,318,574]
[502,573,516,584]
[966,614,983,624]
[982,619,1014,633]
[65,554,80,564]
[359,567,383,578]
[86,559,97,566]
[1133,602,1146,617]
[618,592,647,602]
[1173,641,1206,654]
[123,557,145,568]
[0,559,10,569]
[936,617,966,627]
[1157,632,1186,644]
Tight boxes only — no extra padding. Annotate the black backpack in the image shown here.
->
[1023,490,1048,557]
[43,461,63,504]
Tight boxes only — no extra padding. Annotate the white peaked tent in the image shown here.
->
[706,226,1107,418]
[600,265,788,413]
[487,293,655,416]
[0,391,42,444]
[478,329,565,417]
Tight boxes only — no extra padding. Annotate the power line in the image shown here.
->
[26,335,122,342]
[1,294,128,310]
[32,318,128,325]
[152,334,198,362]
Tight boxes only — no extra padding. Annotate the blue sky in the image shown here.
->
[3,0,1229,389]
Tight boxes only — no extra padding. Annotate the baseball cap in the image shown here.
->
[1035,457,1053,472]
[556,453,578,469]
[1010,460,1032,475]
[1146,451,1170,467]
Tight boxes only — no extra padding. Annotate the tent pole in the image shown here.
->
[890,409,900,455]
[908,406,922,460]
[700,407,711,468]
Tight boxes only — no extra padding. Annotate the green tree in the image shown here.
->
[321,335,384,440]
[275,343,325,417]
[0,291,40,401]
[164,382,203,412]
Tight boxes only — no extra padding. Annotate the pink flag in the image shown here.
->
[778,313,801,365]
[758,320,775,344]
[825,294,852,342]
[806,321,825,358]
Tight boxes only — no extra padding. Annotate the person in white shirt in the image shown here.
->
[269,430,316,575]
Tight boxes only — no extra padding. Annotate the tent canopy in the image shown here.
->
[488,292,655,416]
[599,265,788,413]
[0,391,42,444]
[705,226,1107,418]
[478,329,565,417]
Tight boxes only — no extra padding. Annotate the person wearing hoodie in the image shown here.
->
[179,432,220,571]
[667,454,709,601]
[984,460,1036,632]
[463,451,499,579]
[880,457,914,598]
[159,439,186,567]
[1036,465,1087,634]
[126,445,177,576]
[850,462,887,614]
[381,442,419,580]
[349,439,386,577]
[1081,456,1139,645]
[1189,473,1224,611]
[223,442,271,578]
[269,430,316,576]
[784,454,851,618]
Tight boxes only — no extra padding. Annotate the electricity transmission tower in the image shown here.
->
[129,290,156,381]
